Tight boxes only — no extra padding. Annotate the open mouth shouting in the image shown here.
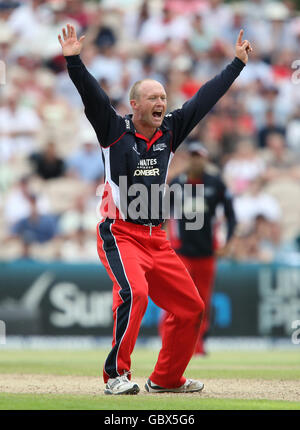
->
[152,110,164,122]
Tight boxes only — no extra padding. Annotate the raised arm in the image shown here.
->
[167,30,252,151]
[58,24,124,147]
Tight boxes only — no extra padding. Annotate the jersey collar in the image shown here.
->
[124,114,171,134]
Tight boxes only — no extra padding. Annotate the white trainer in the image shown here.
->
[145,378,204,393]
[104,374,140,395]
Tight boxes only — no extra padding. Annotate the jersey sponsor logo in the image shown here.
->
[138,158,157,166]
[133,168,160,176]
[153,142,167,151]
[133,158,159,176]
[125,119,131,130]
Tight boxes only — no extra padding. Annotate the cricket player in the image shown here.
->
[161,142,237,356]
[58,24,251,395]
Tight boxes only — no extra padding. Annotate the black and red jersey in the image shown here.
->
[168,172,237,257]
[66,55,244,226]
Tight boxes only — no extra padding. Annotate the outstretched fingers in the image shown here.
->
[71,24,76,39]
[62,27,67,41]
[58,25,75,44]
[67,23,76,39]
[58,24,85,54]
[58,34,63,46]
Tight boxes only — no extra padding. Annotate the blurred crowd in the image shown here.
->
[1,0,300,263]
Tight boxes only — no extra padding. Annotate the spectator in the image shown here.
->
[29,141,65,180]
[58,194,95,239]
[0,17,15,64]
[10,194,57,248]
[238,48,273,88]
[7,0,51,41]
[202,0,233,39]
[188,13,215,55]
[230,225,259,262]
[263,2,292,56]
[84,8,116,49]
[139,6,191,48]
[262,132,300,181]
[234,176,282,228]
[257,109,286,148]
[253,214,283,263]
[0,88,41,161]
[223,4,249,46]
[131,0,150,38]
[4,176,50,227]
[218,103,256,162]
[66,129,104,183]
[8,0,78,59]
[230,214,280,263]
[129,53,164,86]
[80,42,123,88]
[59,227,99,262]
[65,0,90,30]
[223,139,266,195]
[36,69,74,128]
[53,66,83,109]
[246,83,291,129]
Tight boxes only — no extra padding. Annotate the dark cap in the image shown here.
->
[187,142,209,157]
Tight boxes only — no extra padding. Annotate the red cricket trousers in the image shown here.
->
[96,218,205,388]
[160,255,216,355]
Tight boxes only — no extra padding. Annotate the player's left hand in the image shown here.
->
[215,246,229,258]
[235,29,253,64]
[215,240,235,259]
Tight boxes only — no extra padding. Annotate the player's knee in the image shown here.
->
[133,289,148,309]
[189,297,205,323]
[197,298,205,326]
[198,297,205,316]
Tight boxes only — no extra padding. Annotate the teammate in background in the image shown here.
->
[58,24,251,395]
[161,142,237,356]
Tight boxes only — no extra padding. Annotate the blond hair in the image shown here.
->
[129,80,143,101]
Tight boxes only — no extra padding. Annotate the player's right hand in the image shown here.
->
[235,29,253,64]
[58,24,85,57]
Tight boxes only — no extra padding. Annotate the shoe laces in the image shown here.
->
[110,371,132,388]
[183,379,194,391]
[120,371,131,382]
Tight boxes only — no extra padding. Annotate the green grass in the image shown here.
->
[0,393,299,410]
[0,348,299,410]
[0,349,299,380]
